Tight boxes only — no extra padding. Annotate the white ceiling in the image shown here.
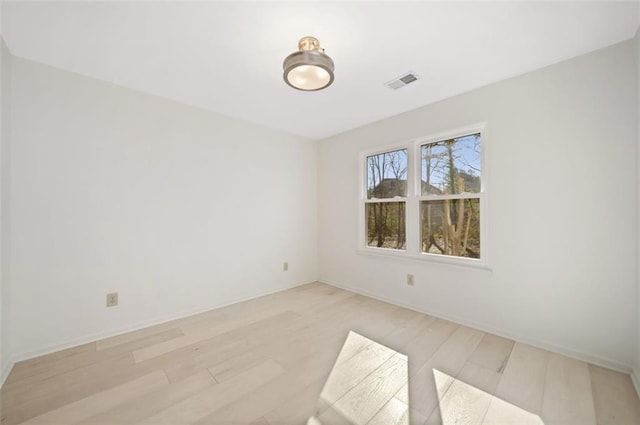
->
[3,1,639,140]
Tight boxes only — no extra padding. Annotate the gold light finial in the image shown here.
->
[298,36,322,52]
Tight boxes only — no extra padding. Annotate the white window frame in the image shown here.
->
[360,145,412,253]
[358,123,489,270]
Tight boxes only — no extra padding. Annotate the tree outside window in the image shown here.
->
[421,134,481,259]
[365,149,407,250]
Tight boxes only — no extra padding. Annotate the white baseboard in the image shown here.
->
[4,279,317,379]
[320,278,633,375]
[1,355,16,388]
[632,368,640,400]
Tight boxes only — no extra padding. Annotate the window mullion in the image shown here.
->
[405,143,418,255]
[419,193,481,202]
[364,197,408,203]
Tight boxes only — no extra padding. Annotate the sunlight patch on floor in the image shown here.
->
[305,331,544,425]
[308,331,409,425]
[433,369,544,425]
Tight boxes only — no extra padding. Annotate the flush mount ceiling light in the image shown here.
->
[283,36,335,91]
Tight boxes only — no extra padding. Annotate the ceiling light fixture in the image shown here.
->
[283,36,334,91]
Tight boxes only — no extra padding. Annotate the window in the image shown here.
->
[365,149,408,250]
[421,133,481,259]
[360,125,486,267]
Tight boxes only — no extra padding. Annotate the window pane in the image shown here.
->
[367,149,407,199]
[366,202,406,250]
[421,133,481,195]
[421,198,480,258]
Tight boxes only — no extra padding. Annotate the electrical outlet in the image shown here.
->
[406,274,414,286]
[106,292,118,307]
[283,262,289,272]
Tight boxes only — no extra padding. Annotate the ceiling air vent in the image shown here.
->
[385,72,420,90]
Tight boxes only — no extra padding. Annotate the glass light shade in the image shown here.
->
[286,65,331,91]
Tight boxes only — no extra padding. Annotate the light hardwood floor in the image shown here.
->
[1,282,639,425]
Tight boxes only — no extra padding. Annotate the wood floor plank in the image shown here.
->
[96,326,184,351]
[163,339,248,383]
[332,331,377,365]
[2,352,134,407]
[431,378,493,425]
[348,304,408,341]
[424,326,485,379]
[315,406,350,425]
[19,371,168,425]
[456,362,502,396]
[5,343,96,385]
[589,364,640,425]
[367,397,409,425]
[136,311,297,382]
[162,308,307,384]
[466,334,514,373]
[196,372,329,425]
[323,354,408,425]
[288,288,360,317]
[540,353,596,425]
[195,333,343,424]
[76,370,215,425]
[402,318,460,369]
[493,342,548,415]
[284,299,373,351]
[135,360,283,425]
[248,417,271,425]
[399,325,484,418]
[203,311,358,386]
[4,328,183,397]
[380,314,437,354]
[132,310,300,363]
[406,408,428,425]
[481,396,544,425]
[263,377,327,425]
[318,335,397,408]
[1,353,138,425]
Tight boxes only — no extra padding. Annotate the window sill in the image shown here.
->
[356,247,492,271]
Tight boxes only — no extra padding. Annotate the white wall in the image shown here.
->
[635,26,640,386]
[0,37,3,383]
[318,40,637,370]
[8,56,318,359]
[0,36,11,384]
